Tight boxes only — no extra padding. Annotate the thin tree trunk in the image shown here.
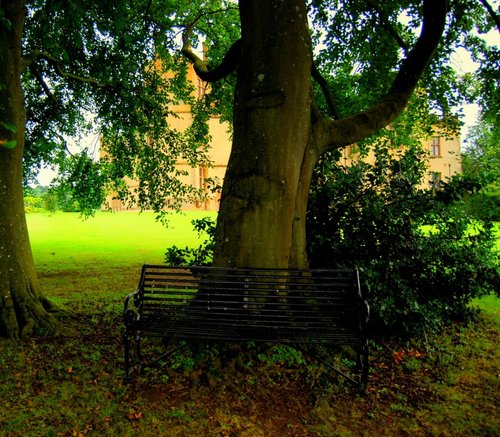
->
[0,0,59,338]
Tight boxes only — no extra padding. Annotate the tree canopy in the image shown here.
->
[10,0,499,210]
[19,0,240,213]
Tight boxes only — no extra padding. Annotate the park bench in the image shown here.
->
[123,264,370,391]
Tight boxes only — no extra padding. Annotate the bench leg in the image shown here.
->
[123,330,136,383]
[356,340,369,393]
[123,330,143,383]
[123,331,132,383]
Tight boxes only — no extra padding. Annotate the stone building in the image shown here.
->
[105,65,461,211]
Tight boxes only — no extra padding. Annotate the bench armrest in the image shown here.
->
[362,299,370,324]
[123,288,142,324]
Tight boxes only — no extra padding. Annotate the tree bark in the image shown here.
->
[0,0,59,338]
[213,0,313,268]
[211,0,446,269]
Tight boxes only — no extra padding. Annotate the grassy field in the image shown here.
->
[0,211,497,435]
[27,211,215,271]
[26,211,215,304]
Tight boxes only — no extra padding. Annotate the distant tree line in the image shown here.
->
[24,185,82,213]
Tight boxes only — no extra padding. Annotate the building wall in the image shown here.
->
[421,130,462,188]
[104,63,232,212]
[174,113,232,211]
[104,62,461,211]
[103,112,232,212]
[341,127,462,190]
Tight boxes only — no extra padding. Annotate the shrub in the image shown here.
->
[464,191,500,222]
[307,146,499,337]
[24,195,44,212]
[164,216,216,266]
[164,146,499,337]
[23,185,83,213]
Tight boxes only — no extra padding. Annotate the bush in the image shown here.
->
[164,146,499,338]
[24,195,45,213]
[307,146,499,337]
[164,216,216,266]
[24,185,82,213]
[464,191,500,222]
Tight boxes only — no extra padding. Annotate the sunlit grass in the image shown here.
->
[27,211,216,272]
[26,210,216,298]
[472,294,500,325]
[420,221,500,238]
[27,213,499,313]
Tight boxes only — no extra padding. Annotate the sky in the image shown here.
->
[36,130,100,186]
[451,27,499,145]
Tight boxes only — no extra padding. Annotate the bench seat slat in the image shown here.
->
[129,324,364,344]
[136,315,360,328]
[142,299,354,307]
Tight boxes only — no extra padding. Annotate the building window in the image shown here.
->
[430,171,442,189]
[197,78,206,100]
[199,167,208,190]
[195,167,209,209]
[430,137,441,157]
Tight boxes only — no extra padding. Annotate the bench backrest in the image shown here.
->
[134,265,367,344]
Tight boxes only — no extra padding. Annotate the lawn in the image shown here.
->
[27,211,215,271]
[26,211,215,302]
[0,212,497,435]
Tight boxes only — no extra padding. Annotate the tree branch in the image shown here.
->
[24,50,113,89]
[181,15,241,83]
[29,64,59,106]
[311,63,342,120]
[316,0,448,154]
[479,0,500,33]
[364,0,409,54]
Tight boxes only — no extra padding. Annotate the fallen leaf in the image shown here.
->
[126,410,143,421]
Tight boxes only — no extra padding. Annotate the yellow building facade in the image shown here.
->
[421,130,462,187]
[340,127,462,190]
[104,65,233,212]
[105,65,462,211]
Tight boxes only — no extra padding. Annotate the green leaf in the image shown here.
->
[0,121,17,133]
[2,140,17,149]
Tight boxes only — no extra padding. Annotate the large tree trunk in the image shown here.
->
[211,0,447,269]
[213,0,313,269]
[0,1,59,338]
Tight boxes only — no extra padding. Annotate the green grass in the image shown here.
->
[26,211,215,301]
[472,294,500,324]
[27,211,215,271]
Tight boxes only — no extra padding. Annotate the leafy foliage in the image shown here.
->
[309,0,498,130]
[462,114,500,221]
[307,142,499,336]
[24,185,81,213]
[164,216,216,266]
[19,0,500,214]
[21,0,240,216]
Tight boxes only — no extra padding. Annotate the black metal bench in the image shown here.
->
[123,265,370,390]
